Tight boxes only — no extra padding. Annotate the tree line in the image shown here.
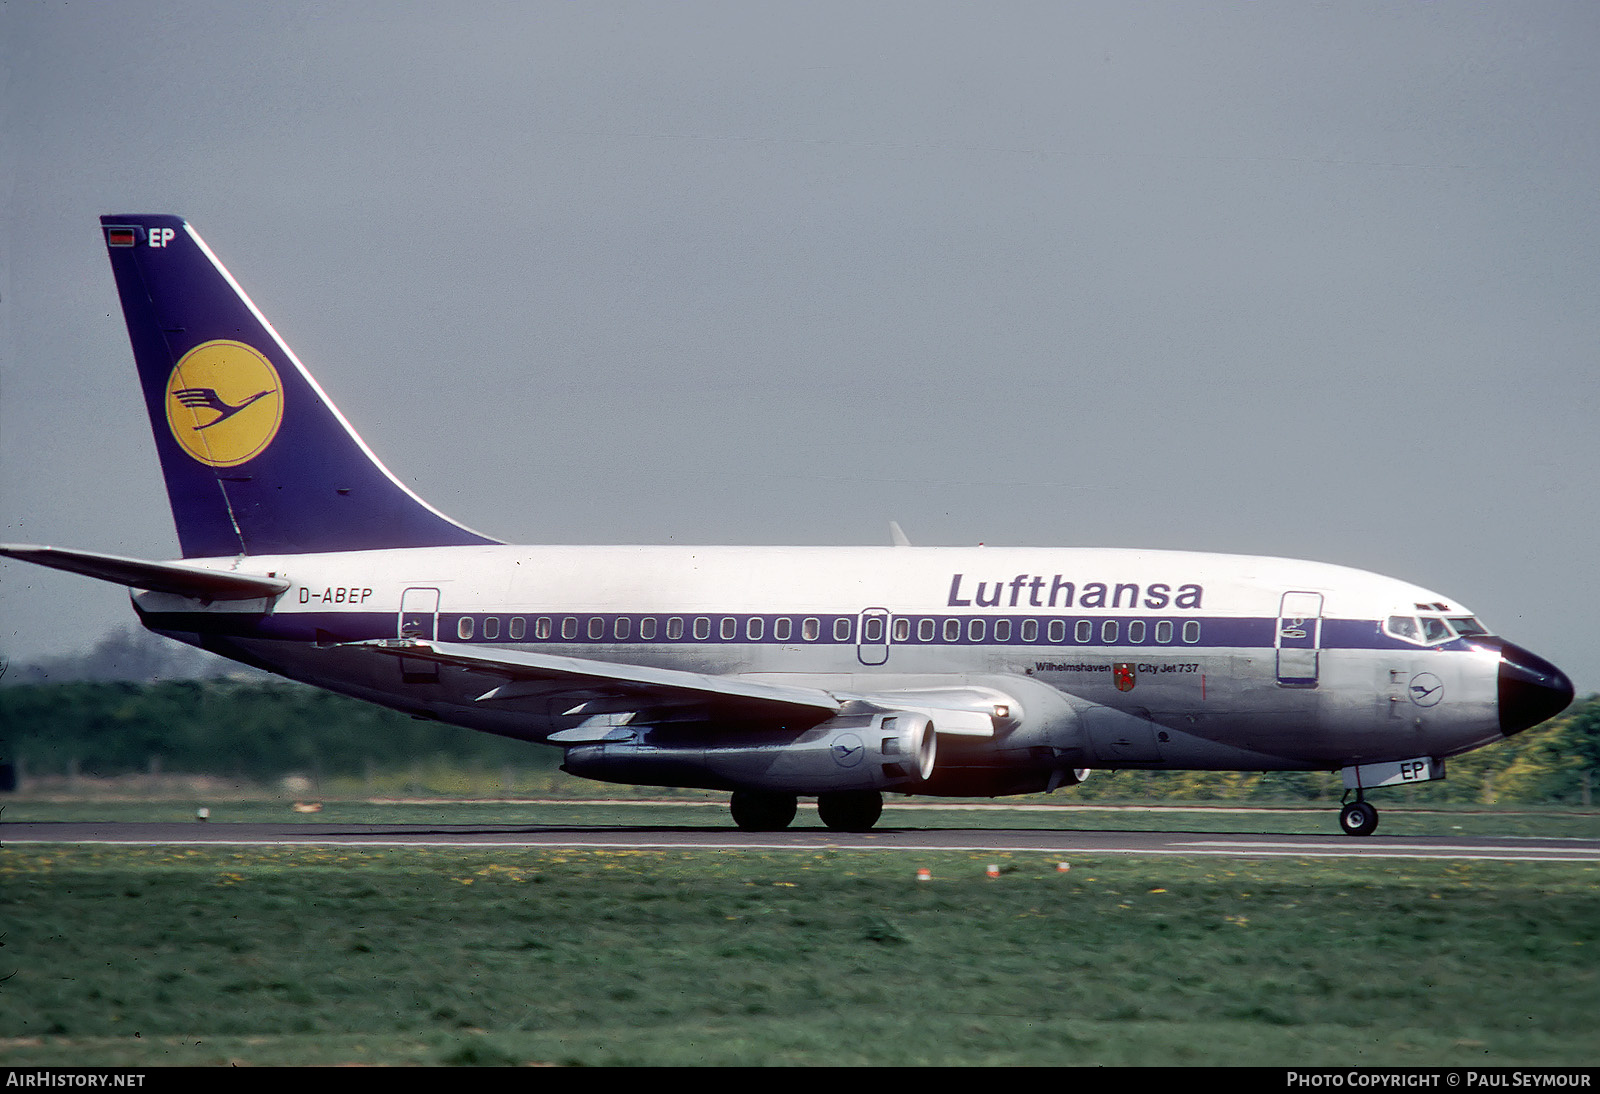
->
[1,675,1595,804]
[0,678,556,786]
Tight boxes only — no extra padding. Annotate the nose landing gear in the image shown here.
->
[1338,797,1379,837]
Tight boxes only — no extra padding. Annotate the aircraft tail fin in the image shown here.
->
[100,215,498,558]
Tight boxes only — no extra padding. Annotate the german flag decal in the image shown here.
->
[106,227,137,247]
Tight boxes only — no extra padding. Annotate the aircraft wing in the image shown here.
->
[353,638,847,721]
[353,639,1005,737]
[0,544,290,601]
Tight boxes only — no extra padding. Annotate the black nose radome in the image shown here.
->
[1497,641,1574,736]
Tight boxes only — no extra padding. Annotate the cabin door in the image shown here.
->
[398,586,440,683]
[1275,591,1323,688]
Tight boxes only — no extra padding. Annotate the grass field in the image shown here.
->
[2,831,1597,1066]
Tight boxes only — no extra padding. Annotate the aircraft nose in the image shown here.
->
[1497,641,1574,736]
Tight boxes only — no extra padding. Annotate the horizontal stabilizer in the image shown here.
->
[0,544,290,601]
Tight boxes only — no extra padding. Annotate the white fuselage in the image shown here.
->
[133,543,1510,778]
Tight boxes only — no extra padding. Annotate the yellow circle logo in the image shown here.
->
[164,341,284,467]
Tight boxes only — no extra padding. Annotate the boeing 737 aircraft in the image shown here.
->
[0,216,1575,835]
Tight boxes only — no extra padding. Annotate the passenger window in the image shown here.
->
[535,617,552,640]
[834,618,851,641]
[1020,619,1038,643]
[918,618,935,642]
[720,617,737,640]
[1048,619,1065,643]
[509,617,526,640]
[1101,620,1118,643]
[1182,620,1200,644]
[458,616,475,640]
[640,618,658,640]
[944,619,961,642]
[482,617,500,640]
[774,617,792,641]
[994,619,1012,642]
[748,617,765,641]
[803,618,820,641]
[667,617,684,640]
[1075,620,1092,643]
[864,616,884,643]
[893,618,910,642]
[588,617,605,640]
[1127,620,1145,643]
[694,617,711,640]
[1155,620,1172,644]
[968,619,985,642]
[615,617,631,640]
[561,616,578,640]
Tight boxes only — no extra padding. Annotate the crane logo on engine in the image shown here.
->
[830,733,866,767]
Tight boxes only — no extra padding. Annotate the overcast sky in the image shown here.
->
[3,3,1598,688]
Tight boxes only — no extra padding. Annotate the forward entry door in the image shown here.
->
[1275,591,1323,688]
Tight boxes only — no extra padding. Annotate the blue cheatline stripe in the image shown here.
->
[136,608,1479,654]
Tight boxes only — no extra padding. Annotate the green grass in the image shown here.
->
[1,845,1596,1066]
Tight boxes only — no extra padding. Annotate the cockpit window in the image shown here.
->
[1386,615,1421,642]
[1387,612,1494,646]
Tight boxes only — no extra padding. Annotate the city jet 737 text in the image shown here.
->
[1,216,1575,835]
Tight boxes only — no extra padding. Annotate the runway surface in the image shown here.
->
[5,820,1599,861]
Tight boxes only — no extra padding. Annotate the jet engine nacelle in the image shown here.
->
[561,711,937,794]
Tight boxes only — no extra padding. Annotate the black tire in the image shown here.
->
[817,790,883,832]
[1339,800,1379,837]
[729,791,797,831]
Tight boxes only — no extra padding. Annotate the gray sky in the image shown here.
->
[4,3,1598,688]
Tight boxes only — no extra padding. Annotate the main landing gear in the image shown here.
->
[729,790,885,832]
[1338,796,1380,837]
[728,790,797,832]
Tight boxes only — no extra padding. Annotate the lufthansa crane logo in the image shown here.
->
[164,341,283,467]
[1408,672,1444,707]
[831,733,866,768]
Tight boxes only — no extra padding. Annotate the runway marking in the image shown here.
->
[7,828,1598,860]
[1184,844,1600,857]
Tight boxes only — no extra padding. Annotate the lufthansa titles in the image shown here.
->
[947,573,1204,611]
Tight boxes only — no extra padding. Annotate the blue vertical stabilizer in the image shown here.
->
[101,215,498,557]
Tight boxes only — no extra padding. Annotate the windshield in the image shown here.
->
[1384,613,1494,646]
